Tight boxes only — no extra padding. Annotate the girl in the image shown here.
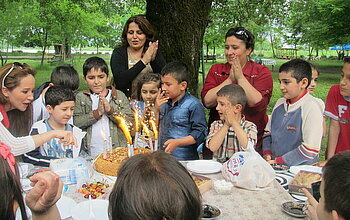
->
[130,73,161,148]
[0,142,62,220]
[0,62,76,156]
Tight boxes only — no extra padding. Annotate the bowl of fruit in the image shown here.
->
[77,181,111,199]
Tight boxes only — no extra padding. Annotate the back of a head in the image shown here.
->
[323,151,350,220]
[217,84,247,109]
[109,151,201,220]
[50,64,79,91]
[0,143,27,220]
[344,57,350,64]
[161,61,189,83]
[83,57,108,77]
[45,85,75,108]
[279,59,312,87]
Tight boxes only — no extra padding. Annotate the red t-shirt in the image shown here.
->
[201,61,273,152]
[0,104,9,129]
[324,84,350,154]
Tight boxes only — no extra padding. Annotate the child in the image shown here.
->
[130,73,161,148]
[308,63,327,138]
[32,64,80,123]
[74,57,133,158]
[109,151,201,220]
[0,143,62,220]
[158,61,207,160]
[206,84,257,162]
[23,86,85,167]
[263,59,323,166]
[324,57,350,159]
[303,151,350,220]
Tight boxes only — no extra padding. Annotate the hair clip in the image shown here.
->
[0,143,16,174]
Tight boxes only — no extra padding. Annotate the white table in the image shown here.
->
[261,59,277,70]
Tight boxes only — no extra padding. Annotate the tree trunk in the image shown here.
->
[41,31,48,66]
[269,32,275,58]
[146,0,212,97]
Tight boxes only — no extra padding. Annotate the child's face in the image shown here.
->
[340,62,350,97]
[316,181,332,220]
[47,101,75,126]
[216,96,233,120]
[84,68,109,94]
[161,74,186,101]
[308,69,319,95]
[141,82,159,104]
[278,71,308,103]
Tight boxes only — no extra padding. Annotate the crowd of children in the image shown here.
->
[2,57,344,167]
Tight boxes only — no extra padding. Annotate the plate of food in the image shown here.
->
[281,201,306,218]
[202,204,221,219]
[271,163,289,173]
[187,160,222,174]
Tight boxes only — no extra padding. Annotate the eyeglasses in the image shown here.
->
[1,62,23,88]
[235,30,249,39]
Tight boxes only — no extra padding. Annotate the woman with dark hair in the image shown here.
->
[201,27,273,157]
[110,15,166,99]
[0,62,76,156]
[0,142,62,220]
[109,151,202,220]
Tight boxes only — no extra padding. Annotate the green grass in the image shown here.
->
[6,55,343,161]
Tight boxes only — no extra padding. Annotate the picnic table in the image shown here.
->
[19,160,301,220]
[261,59,277,70]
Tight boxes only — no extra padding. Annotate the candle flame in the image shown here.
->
[134,109,139,132]
[141,122,151,139]
[149,120,158,140]
[114,116,132,145]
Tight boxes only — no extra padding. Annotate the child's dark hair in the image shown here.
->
[217,84,247,109]
[344,57,350,64]
[109,151,201,220]
[136,73,161,101]
[0,144,28,220]
[309,63,320,76]
[50,64,80,91]
[83,57,109,77]
[225,27,255,53]
[322,151,350,219]
[279,59,312,88]
[45,86,75,108]
[161,61,189,83]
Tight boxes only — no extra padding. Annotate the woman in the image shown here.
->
[201,27,273,156]
[0,62,76,156]
[110,15,166,99]
[108,151,202,220]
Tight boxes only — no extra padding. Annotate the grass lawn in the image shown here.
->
[4,55,343,161]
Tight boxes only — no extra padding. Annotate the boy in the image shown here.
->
[73,57,133,158]
[158,61,207,160]
[206,84,257,162]
[32,64,80,123]
[324,58,350,160]
[303,151,350,220]
[23,86,85,167]
[263,59,323,166]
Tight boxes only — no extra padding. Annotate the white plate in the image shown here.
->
[56,196,77,219]
[187,160,222,174]
[289,165,322,175]
[71,199,109,220]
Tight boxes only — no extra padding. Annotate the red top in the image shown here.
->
[324,84,350,154]
[201,61,273,152]
[0,104,10,129]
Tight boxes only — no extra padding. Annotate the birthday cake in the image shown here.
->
[93,147,151,176]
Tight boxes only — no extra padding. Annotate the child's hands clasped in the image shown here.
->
[99,93,112,113]
[26,171,63,213]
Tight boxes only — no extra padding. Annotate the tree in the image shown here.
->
[146,0,212,96]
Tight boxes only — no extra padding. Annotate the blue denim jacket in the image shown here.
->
[159,93,207,160]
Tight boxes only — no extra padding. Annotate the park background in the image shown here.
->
[1,0,349,160]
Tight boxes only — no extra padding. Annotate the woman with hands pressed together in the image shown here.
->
[110,15,166,99]
[0,63,76,156]
[201,27,273,157]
